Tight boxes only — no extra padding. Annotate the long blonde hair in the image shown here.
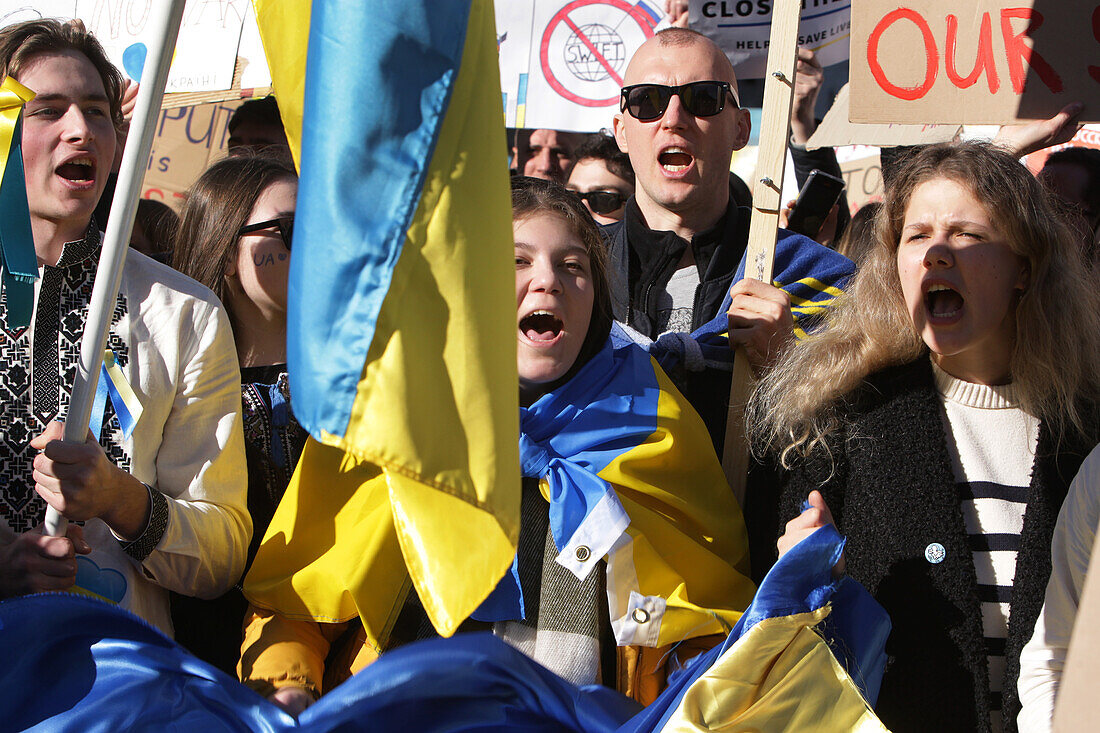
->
[750,141,1100,465]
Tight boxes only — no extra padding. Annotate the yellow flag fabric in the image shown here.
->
[250,0,308,170]
[245,0,519,640]
[0,77,32,168]
[602,363,755,646]
[662,606,890,732]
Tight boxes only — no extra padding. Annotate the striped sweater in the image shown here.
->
[760,357,1093,733]
[934,362,1040,733]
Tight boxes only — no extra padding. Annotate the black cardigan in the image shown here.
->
[749,358,1094,732]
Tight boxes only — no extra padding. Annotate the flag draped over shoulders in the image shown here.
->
[593,344,755,645]
[474,339,755,648]
[244,0,520,643]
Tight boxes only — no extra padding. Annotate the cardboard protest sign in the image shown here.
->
[807,84,960,149]
[0,0,257,94]
[1024,125,1100,174]
[850,0,1100,124]
[837,152,883,212]
[140,99,242,208]
[496,0,664,133]
[690,0,852,80]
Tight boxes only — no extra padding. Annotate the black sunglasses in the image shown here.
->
[572,189,628,216]
[238,216,294,250]
[620,81,738,122]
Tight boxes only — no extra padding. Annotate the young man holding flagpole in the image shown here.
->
[0,19,250,636]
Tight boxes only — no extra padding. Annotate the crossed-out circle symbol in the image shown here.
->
[539,0,657,107]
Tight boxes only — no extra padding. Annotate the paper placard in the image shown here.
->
[690,0,852,80]
[837,153,883,212]
[807,84,960,149]
[496,0,665,133]
[141,100,240,208]
[0,0,258,94]
[850,0,1100,124]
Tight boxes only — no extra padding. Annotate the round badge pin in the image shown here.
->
[925,542,946,564]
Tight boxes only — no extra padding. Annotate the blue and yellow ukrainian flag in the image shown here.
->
[0,526,887,730]
[244,0,521,643]
[0,77,37,329]
[473,338,756,647]
[639,230,854,376]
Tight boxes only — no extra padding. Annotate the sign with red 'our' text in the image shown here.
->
[850,0,1100,124]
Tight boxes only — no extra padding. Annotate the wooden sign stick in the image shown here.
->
[722,0,802,508]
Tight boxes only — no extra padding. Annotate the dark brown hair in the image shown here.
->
[571,132,634,186]
[132,198,179,260]
[172,155,296,318]
[0,18,125,125]
[228,96,283,136]
[511,175,613,378]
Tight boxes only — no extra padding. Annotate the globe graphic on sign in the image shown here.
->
[563,23,625,82]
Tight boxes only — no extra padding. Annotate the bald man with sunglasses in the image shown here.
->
[605,28,803,454]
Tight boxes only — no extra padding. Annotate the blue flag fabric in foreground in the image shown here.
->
[621,524,890,731]
[0,526,888,731]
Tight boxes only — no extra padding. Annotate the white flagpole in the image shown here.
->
[44,0,187,537]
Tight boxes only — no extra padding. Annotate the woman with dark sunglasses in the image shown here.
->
[168,154,309,676]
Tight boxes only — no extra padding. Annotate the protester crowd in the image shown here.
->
[1,9,1099,733]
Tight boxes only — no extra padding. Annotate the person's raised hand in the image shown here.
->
[269,686,315,717]
[664,0,688,27]
[791,47,824,144]
[727,278,794,373]
[777,490,845,575]
[113,80,141,172]
[0,523,91,599]
[993,102,1084,158]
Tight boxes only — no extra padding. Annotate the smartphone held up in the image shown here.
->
[786,169,846,240]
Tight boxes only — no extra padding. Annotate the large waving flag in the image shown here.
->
[250,1,308,170]
[0,527,888,731]
[244,0,520,639]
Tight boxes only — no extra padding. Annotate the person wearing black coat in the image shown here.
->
[750,358,1094,731]
[747,142,1100,733]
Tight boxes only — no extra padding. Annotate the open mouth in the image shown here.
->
[924,283,964,320]
[519,310,563,344]
[56,157,96,185]
[658,146,693,173]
